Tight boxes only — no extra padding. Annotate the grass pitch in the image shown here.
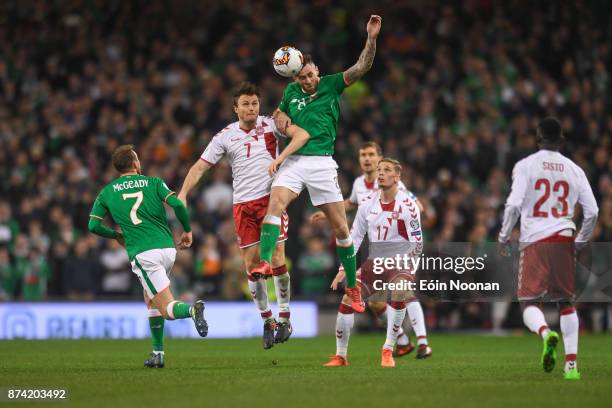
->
[1,334,611,408]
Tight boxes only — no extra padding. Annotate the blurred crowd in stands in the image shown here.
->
[0,1,610,330]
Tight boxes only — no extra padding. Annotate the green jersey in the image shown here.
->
[278,72,346,156]
[90,175,175,260]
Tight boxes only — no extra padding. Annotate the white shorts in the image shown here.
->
[131,248,176,298]
[272,155,343,206]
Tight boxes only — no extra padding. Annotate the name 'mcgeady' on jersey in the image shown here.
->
[90,175,176,260]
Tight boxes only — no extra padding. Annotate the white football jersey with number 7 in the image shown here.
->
[200,116,285,204]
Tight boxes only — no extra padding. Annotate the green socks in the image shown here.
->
[336,242,357,288]
[172,302,191,319]
[260,216,281,263]
[149,316,164,352]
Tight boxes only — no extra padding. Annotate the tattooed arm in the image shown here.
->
[343,15,382,86]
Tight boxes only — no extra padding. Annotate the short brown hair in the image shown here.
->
[378,157,402,175]
[112,144,137,173]
[359,141,383,156]
[233,82,260,106]
[302,54,314,66]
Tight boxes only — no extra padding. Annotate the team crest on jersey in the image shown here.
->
[291,97,307,111]
[410,219,419,229]
[256,126,264,136]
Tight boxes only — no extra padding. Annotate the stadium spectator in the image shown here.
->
[62,239,101,300]
[0,1,609,330]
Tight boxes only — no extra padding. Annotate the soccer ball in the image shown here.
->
[272,46,304,77]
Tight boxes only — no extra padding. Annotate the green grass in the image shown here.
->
[1,334,611,408]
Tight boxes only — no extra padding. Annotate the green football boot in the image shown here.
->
[541,331,560,373]
[564,361,581,380]
[563,368,581,380]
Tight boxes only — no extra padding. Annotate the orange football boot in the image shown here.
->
[345,287,365,313]
[322,355,349,367]
[250,260,273,279]
[381,348,395,367]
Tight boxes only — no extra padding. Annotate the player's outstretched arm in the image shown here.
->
[268,125,310,175]
[178,159,212,205]
[343,14,382,86]
[165,194,193,249]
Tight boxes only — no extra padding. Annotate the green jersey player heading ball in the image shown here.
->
[252,14,383,313]
[88,145,208,368]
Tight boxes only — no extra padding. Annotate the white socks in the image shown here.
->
[560,307,579,370]
[336,303,354,358]
[384,302,407,350]
[523,305,550,337]
[407,300,428,346]
[248,276,271,320]
[263,215,281,226]
[272,266,291,323]
[377,304,407,344]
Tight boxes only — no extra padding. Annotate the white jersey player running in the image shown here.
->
[178,82,310,349]
[498,117,598,380]
[323,158,429,368]
[312,142,431,360]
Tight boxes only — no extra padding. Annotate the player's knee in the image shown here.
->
[557,300,574,311]
[268,195,288,215]
[341,295,352,305]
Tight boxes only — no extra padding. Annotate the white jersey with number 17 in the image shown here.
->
[499,149,598,247]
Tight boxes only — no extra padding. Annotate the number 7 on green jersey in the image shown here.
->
[123,191,144,225]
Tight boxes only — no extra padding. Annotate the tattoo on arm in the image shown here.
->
[344,37,377,85]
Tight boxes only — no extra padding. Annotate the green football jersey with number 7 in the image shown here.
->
[89,174,175,260]
[278,72,347,156]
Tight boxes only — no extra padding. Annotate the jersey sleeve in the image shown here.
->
[89,191,109,219]
[348,180,359,204]
[499,161,528,242]
[200,133,226,165]
[156,178,176,203]
[350,201,369,254]
[401,198,424,269]
[326,72,347,94]
[575,168,599,245]
[402,198,423,241]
